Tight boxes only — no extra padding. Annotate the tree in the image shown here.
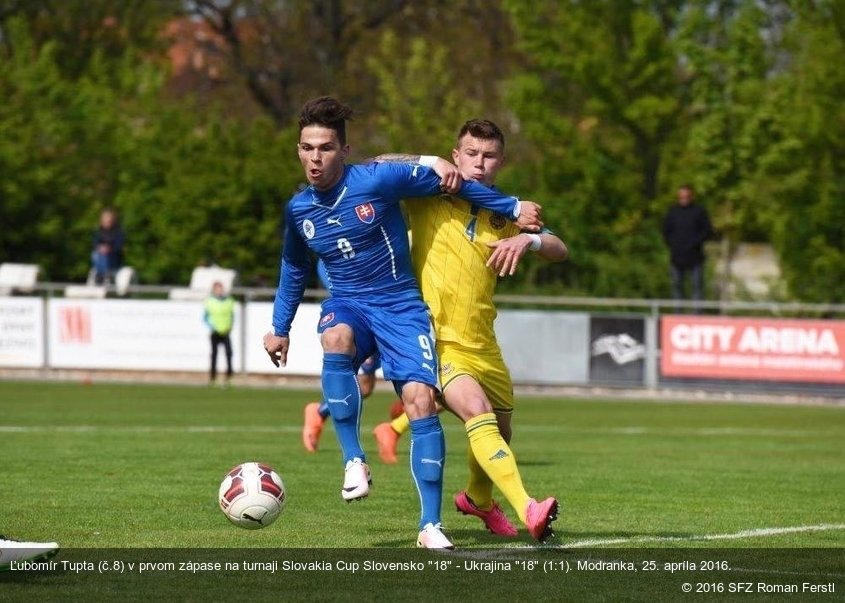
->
[0,17,301,285]
[670,1,782,299]
[186,0,517,128]
[114,103,301,286]
[751,3,845,302]
[187,0,418,125]
[0,19,137,279]
[362,31,482,158]
[0,0,178,80]
[504,0,689,201]
[501,0,692,296]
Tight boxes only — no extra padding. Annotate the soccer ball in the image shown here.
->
[218,462,286,529]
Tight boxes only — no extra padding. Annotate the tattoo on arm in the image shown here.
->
[370,153,422,164]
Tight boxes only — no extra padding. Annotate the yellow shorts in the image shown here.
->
[437,341,514,412]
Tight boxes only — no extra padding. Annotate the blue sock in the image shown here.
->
[318,402,330,419]
[321,353,364,464]
[409,415,445,528]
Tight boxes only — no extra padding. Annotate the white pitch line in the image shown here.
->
[562,523,845,548]
[445,525,845,564]
[0,425,300,433]
[448,524,845,559]
[517,426,828,438]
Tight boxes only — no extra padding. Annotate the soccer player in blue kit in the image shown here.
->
[263,97,542,549]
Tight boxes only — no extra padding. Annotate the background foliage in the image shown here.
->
[0,0,842,300]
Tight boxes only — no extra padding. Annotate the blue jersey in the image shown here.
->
[316,259,331,291]
[272,162,519,336]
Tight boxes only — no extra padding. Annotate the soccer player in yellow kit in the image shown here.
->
[373,119,568,542]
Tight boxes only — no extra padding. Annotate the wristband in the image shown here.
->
[512,199,521,219]
[525,233,542,251]
[418,155,438,168]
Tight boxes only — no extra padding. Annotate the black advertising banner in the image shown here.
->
[589,315,646,385]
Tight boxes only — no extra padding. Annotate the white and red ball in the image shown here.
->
[218,462,286,529]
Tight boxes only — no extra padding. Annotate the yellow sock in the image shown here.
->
[390,412,411,435]
[465,441,494,511]
[465,413,531,523]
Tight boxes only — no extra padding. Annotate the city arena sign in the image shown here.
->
[661,315,845,383]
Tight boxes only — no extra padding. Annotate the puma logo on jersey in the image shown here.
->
[422,362,435,375]
[327,216,342,226]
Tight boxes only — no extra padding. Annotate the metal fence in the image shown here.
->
[3,283,844,398]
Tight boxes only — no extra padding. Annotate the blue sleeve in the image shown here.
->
[373,162,442,198]
[272,204,311,337]
[374,163,519,217]
[454,180,520,217]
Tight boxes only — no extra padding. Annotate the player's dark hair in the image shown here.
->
[298,96,353,145]
[457,119,505,150]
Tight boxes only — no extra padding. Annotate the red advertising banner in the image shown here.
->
[661,315,845,383]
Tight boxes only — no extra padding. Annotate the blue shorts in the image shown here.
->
[317,296,438,393]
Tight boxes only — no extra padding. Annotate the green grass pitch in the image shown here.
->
[2,380,844,601]
[2,380,843,550]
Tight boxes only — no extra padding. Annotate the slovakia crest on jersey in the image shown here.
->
[355,202,376,224]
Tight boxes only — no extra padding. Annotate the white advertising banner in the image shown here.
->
[495,310,591,384]
[47,299,243,371]
[0,297,44,367]
[244,302,323,375]
[246,304,591,382]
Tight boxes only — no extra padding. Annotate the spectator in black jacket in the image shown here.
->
[662,185,713,309]
[91,208,125,285]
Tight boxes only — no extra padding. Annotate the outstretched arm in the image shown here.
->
[372,153,462,193]
[371,162,542,230]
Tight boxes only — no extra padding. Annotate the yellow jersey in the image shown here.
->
[406,195,520,349]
